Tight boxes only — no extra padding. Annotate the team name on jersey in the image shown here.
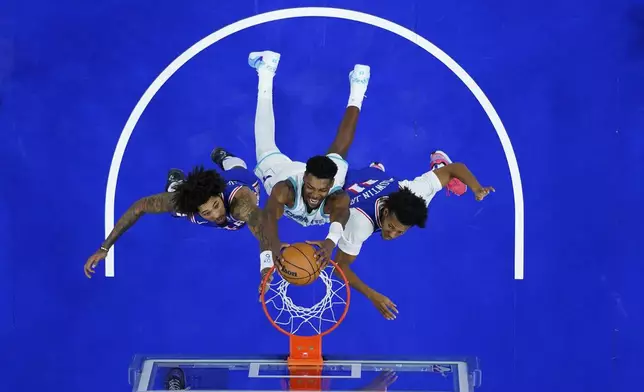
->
[347,177,396,206]
[284,210,328,226]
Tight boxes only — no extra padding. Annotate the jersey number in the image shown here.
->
[347,180,378,194]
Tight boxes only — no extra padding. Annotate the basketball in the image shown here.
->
[278,243,321,285]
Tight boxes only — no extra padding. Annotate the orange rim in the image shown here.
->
[260,259,351,337]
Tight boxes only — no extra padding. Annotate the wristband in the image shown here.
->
[260,250,274,272]
[325,221,343,245]
[100,246,109,252]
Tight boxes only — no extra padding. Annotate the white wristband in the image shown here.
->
[325,221,343,245]
[260,250,274,272]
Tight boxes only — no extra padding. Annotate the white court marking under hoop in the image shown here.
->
[104,7,525,279]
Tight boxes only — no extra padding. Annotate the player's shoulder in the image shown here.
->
[229,184,256,202]
[346,208,377,238]
[228,185,260,220]
[272,179,296,204]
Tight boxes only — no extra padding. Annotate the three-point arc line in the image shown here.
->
[103,7,525,279]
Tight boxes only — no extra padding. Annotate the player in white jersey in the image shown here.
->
[247,50,371,284]
[333,151,495,319]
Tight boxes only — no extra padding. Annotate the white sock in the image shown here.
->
[347,83,367,110]
[254,73,279,161]
[222,156,247,170]
[258,70,274,98]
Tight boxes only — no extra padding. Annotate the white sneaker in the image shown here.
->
[349,64,370,88]
[248,51,281,74]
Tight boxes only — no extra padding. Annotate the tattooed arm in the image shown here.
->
[263,181,293,254]
[229,186,272,252]
[101,192,175,249]
[85,192,175,278]
[231,184,290,293]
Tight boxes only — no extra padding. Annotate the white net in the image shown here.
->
[263,263,349,336]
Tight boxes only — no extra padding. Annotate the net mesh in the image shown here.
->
[263,263,349,336]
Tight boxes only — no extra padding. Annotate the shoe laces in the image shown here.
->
[168,377,184,390]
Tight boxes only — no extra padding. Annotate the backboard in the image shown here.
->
[129,261,481,391]
[129,355,482,391]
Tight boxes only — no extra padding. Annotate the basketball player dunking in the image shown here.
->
[327,152,494,319]
[83,154,269,278]
[244,50,371,287]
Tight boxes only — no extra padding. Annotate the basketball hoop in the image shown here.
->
[260,260,351,390]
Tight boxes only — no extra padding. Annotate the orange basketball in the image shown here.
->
[278,243,321,286]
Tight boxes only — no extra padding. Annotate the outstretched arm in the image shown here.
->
[84,192,175,278]
[229,186,272,252]
[229,184,289,295]
[102,192,175,250]
[334,249,398,320]
[332,210,397,319]
[327,191,351,227]
[249,181,293,289]
[263,180,293,258]
[334,250,370,297]
[399,162,494,206]
[312,191,351,262]
[432,163,494,200]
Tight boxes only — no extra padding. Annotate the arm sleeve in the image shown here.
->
[337,208,375,256]
[397,171,443,206]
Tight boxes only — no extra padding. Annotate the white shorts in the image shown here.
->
[253,151,349,196]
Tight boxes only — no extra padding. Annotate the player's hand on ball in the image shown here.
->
[259,247,289,301]
[271,243,290,268]
[474,186,495,201]
[267,243,291,283]
[305,239,334,268]
[84,248,108,278]
[368,291,398,320]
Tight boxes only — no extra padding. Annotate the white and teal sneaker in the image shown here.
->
[349,64,370,87]
[248,50,281,74]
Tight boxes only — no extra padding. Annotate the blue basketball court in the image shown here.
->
[2,1,643,391]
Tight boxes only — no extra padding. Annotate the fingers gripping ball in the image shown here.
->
[278,243,321,286]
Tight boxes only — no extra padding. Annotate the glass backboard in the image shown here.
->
[129,355,482,391]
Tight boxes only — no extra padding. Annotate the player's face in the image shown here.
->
[197,195,227,225]
[302,174,333,209]
[380,209,410,240]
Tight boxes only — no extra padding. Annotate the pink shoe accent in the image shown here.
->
[446,177,467,196]
[430,151,467,196]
